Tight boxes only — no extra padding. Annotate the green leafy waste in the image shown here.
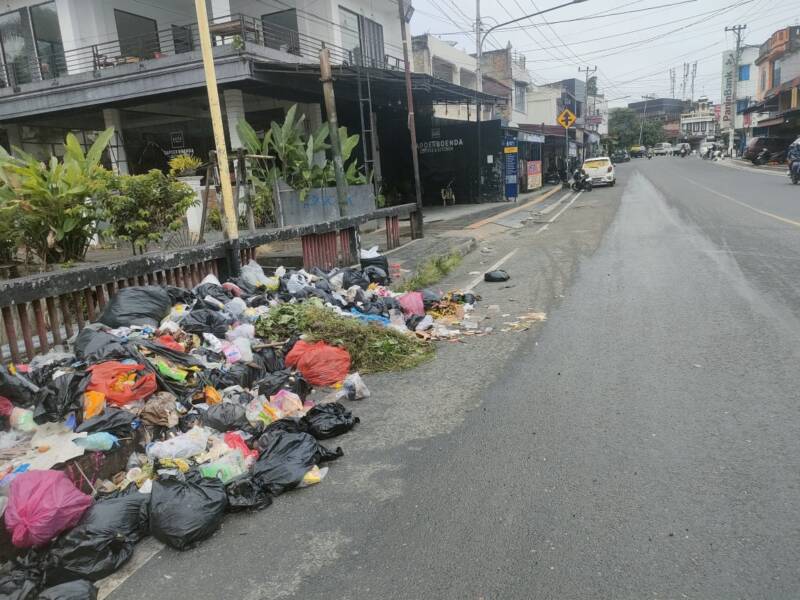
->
[395,252,462,293]
[255,302,434,373]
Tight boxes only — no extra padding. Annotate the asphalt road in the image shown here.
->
[109,159,800,600]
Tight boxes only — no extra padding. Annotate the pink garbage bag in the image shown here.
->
[4,470,93,548]
[398,292,425,317]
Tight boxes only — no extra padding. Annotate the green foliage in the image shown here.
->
[396,252,462,292]
[168,154,202,176]
[237,104,369,204]
[0,201,17,263]
[207,206,223,230]
[254,301,434,373]
[100,170,198,255]
[608,108,665,149]
[0,128,114,265]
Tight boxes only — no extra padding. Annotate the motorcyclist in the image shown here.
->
[787,137,800,181]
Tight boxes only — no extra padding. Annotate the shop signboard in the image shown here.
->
[527,160,542,191]
[503,136,518,200]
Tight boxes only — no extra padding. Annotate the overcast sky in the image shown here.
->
[408,0,800,107]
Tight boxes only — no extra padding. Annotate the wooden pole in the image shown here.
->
[193,0,240,276]
[319,48,349,217]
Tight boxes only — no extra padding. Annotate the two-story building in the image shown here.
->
[680,97,719,149]
[720,44,761,154]
[744,26,800,140]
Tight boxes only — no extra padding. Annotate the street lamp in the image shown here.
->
[475,0,589,200]
[638,94,655,147]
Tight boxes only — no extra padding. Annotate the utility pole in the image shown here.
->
[193,0,239,276]
[398,0,424,238]
[579,65,597,158]
[319,49,349,217]
[690,61,697,102]
[670,68,676,99]
[639,94,656,147]
[475,0,483,202]
[726,24,746,157]
[681,62,689,100]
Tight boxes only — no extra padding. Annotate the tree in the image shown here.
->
[608,108,665,148]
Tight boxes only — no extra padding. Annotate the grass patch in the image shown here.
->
[255,303,435,373]
[395,251,462,292]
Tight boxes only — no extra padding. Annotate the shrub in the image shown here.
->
[168,154,202,177]
[101,170,198,255]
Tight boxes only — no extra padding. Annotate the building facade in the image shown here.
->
[680,97,719,149]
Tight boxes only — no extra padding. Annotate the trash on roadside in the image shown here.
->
[484,270,511,282]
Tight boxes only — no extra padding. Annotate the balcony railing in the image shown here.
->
[0,13,404,91]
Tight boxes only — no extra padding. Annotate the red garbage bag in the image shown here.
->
[398,292,425,317]
[86,362,157,407]
[285,341,351,387]
[4,470,93,548]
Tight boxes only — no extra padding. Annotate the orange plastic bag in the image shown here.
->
[82,390,106,420]
[284,341,351,386]
[86,361,157,407]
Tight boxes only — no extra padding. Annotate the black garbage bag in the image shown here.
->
[149,472,227,550]
[98,287,171,328]
[342,269,370,290]
[421,289,442,309]
[360,254,390,275]
[255,417,308,452]
[256,348,284,373]
[33,372,89,425]
[225,476,272,512]
[0,365,39,407]
[193,283,232,304]
[0,571,38,600]
[362,265,389,285]
[37,581,96,600]
[484,270,510,282]
[201,403,248,432]
[252,431,342,496]
[178,410,203,432]
[75,408,136,437]
[43,488,148,584]
[164,286,195,305]
[72,330,129,362]
[179,309,232,338]
[303,403,359,439]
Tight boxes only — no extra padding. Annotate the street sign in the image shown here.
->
[557,108,577,129]
[503,136,518,200]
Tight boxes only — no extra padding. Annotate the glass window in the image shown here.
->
[339,7,384,68]
[30,2,64,79]
[172,24,193,54]
[738,64,750,81]
[514,82,526,112]
[760,68,766,91]
[262,9,299,55]
[772,60,781,88]
[0,9,35,85]
[114,9,159,60]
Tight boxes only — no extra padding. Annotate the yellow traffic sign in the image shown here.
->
[557,108,577,129]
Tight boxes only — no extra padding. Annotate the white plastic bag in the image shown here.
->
[360,246,380,259]
[335,373,371,401]
[225,298,247,319]
[146,427,211,460]
[241,260,271,289]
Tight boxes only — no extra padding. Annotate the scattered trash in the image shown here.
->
[303,403,359,439]
[285,341,351,387]
[484,270,511,282]
[252,431,342,496]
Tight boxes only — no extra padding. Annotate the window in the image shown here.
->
[736,99,748,114]
[701,122,706,132]
[772,59,781,88]
[0,9,35,85]
[30,2,64,78]
[339,7,384,68]
[760,68,766,91]
[114,10,159,60]
[262,9,299,55]
[172,24,192,54]
[514,82,526,112]
[738,64,750,81]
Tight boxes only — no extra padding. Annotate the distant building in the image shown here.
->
[627,98,689,123]
[480,48,532,124]
[680,97,719,149]
[719,44,760,154]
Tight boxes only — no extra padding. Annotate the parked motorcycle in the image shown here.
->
[571,168,593,192]
[752,148,770,166]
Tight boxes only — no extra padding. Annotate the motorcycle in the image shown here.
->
[571,168,593,192]
[790,161,800,185]
[752,148,770,166]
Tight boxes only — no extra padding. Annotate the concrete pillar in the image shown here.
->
[4,124,22,152]
[223,88,246,150]
[102,108,129,175]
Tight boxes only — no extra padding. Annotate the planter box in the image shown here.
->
[179,175,205,239]
[276,182,375,227]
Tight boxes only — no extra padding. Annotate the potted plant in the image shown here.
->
[168,154,204,238]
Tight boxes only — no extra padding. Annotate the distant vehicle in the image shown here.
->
[582,156,616,187]
[611,149,630,163]
[653,143,672,156]
[630,146,646,158]
[744,137,792,164]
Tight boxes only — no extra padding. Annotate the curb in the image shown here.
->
[466,186,564,229]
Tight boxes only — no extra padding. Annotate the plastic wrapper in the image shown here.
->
[146,426,210,460]
[198,450,246,483]
[38,580,97,600]
[82,391,105,421]
[252,431,342,496]
[240,260,272,290]
[97,286,171,328]
[10,407,36,432]
[303,403,359,439]
[85,362,156,407]
[4,470,93,548]
[42,488,149,584]
[149,472,227,550]
[335,373,371,401]
[285,341,351,387]
[268,389,304,418]
[72,432,119,451]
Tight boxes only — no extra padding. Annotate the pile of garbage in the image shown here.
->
[0,255,478,598]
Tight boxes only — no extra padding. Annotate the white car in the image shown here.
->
[582,157,616,186]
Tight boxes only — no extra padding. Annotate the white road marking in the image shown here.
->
[464,191,583,292]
